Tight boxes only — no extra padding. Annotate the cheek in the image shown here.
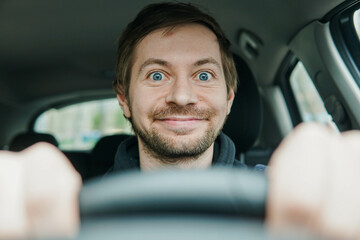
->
[203,90,229,114]
[130,89,158,123]
[217,99,231,118]
[129,94,144,120]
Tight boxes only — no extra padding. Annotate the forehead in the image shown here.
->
[132,23,222,67]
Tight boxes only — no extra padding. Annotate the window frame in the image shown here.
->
[28,95,117,130]
[277,52,336,128]
[276,52,303,127]
[330,1,360,87]
[31,97,133,151]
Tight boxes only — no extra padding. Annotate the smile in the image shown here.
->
[156,117,205,128]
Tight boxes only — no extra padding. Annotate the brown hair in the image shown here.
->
[113,2,237,98]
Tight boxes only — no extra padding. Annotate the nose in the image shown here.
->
[165,77,198,106]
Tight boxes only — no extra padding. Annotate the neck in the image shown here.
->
[138,140,214,171]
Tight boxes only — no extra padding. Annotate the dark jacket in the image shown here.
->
[107,132,247,174]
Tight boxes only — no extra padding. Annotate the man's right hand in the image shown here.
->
[0,143,82,239]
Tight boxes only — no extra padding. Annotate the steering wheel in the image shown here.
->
[77,168,268,240]
[80,168,267,217]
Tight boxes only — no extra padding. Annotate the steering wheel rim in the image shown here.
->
[79,168,267,218]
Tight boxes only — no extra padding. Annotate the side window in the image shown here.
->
[34,98,133,150]
[289,61,336,128]
[354,9,360,39]
[331,4,360,86]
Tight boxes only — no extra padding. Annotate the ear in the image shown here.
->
[116,92,131,118]
[226,89,235,115]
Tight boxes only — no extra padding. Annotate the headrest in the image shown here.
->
[91,134,131,177]
[222,54,262,154]
[9,132,59,152]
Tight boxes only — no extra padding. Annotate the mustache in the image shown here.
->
[151,105,215,120]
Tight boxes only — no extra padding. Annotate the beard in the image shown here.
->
[131,105,225,164]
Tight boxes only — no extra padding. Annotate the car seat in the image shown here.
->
[9,131,59,152]
[223,54,271,165]
[90,134,132,178]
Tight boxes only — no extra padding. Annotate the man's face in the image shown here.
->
[118,23,234,162]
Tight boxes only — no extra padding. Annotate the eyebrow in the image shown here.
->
[194,58,222,72]
[138,58,170,76]
[137,57,222,76]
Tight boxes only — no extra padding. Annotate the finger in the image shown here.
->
[0,155,27,239]
[267,123,335,232]
[317,132,360,239]
[20,143,82,238]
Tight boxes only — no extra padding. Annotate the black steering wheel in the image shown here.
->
[77,168,268,240]
[80,168,267,217]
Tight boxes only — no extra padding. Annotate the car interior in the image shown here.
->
[0,0,348,179]
[1,0,360,238]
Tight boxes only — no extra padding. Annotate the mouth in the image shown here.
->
[151,106,214,133]
[156,116,206,129]
[159,116,204,121]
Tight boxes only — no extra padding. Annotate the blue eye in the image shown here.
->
[197,72,211,81]
[150,72,164,81]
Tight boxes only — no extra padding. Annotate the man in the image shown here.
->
[108,2,245,172]
[1,2,360,239]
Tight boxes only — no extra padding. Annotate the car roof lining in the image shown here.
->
[0,0,345,106]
